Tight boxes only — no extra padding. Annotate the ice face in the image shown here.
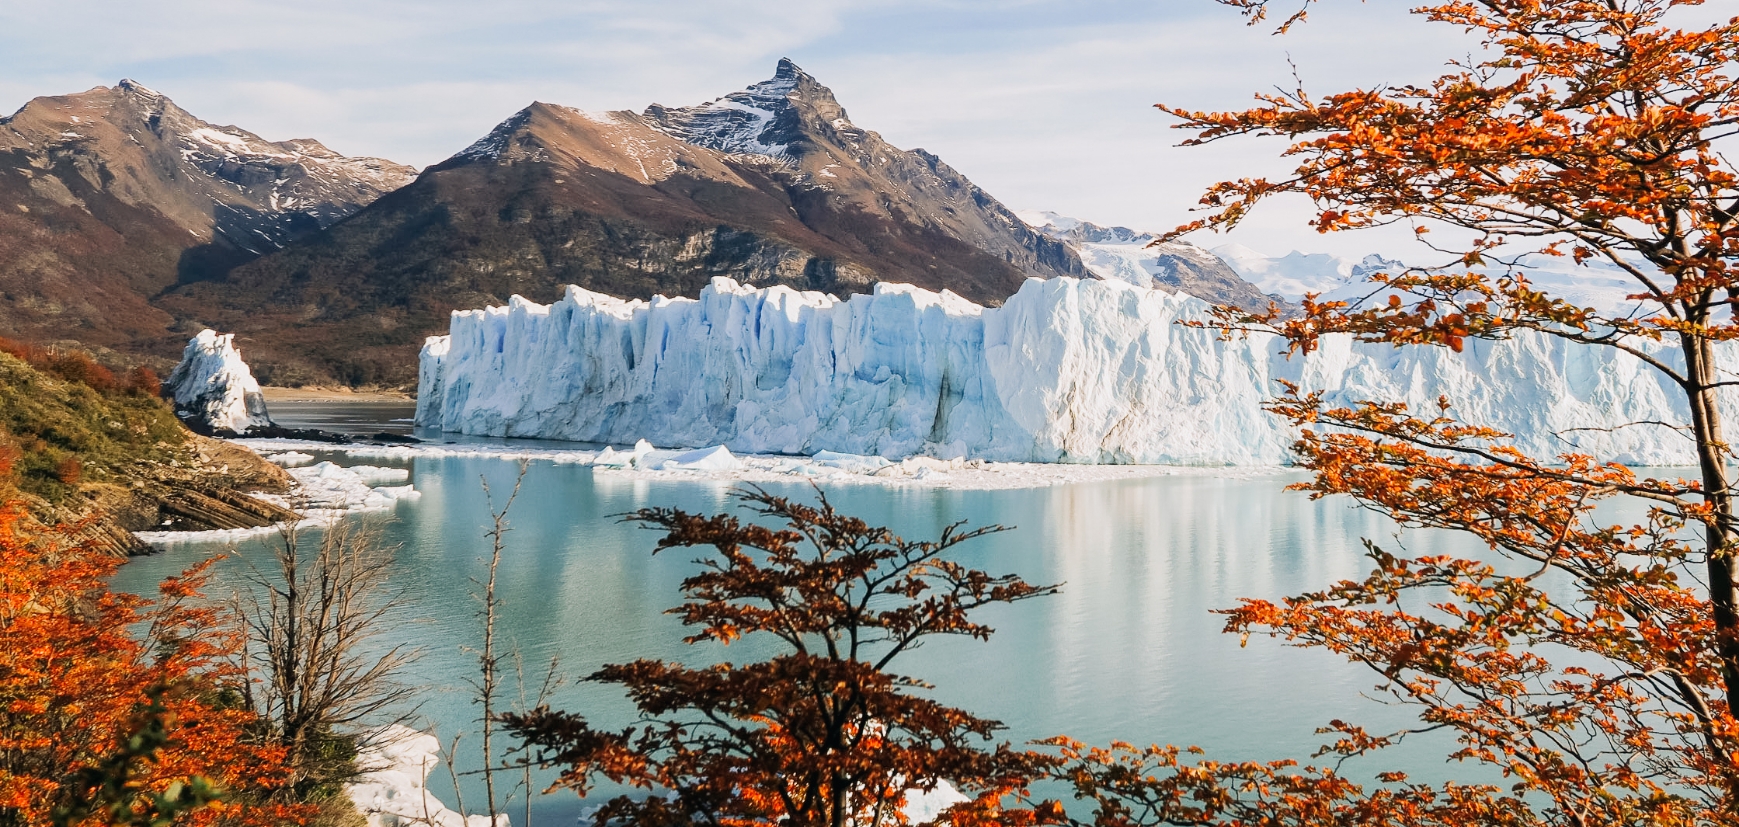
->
[165,329,274,434]
[415,277,1734,466]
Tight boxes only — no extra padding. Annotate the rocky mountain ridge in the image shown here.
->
[1018,211,1288,313]
[0,79,415,353]
[157,59,1086,385]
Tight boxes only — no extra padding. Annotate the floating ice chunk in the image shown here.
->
[264,451,315,466]
[651,445,742,471]
[287,462,413,512]
[902,781,970,822]
[810,451,892,473]
[593,439,655,467]
[592,447,625,466]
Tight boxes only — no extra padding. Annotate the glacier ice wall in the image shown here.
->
[416,277,1734,466]
[166,329,274,434]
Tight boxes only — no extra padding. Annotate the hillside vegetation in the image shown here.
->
[0,341,296,553]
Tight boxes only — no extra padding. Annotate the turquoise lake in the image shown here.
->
[109,402,1516,823]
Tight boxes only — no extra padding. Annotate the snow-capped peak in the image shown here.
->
[642,59,830,163]
[116,78,162,99]
[1019,211,1154,245]
[1016,210,1081,232]
[456,107,533,162]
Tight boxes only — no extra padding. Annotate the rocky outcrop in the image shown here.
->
[57,435,298,555]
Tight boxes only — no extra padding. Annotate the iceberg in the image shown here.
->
[644,445,744,471]
[416,276,1738,467]
[165,329,274,434]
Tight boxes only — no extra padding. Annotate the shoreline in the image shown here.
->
[261,386,415,403]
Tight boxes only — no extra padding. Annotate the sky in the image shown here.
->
[0,0,1484,259]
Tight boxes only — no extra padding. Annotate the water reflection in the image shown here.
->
[113,460,1503,823]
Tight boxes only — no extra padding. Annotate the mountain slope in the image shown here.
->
[160,60,1084,386]
[1019,211,1285,312]
[0,80,415,353]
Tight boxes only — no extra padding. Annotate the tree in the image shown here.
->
[458,460,552,827]
[1043,1,1739,824]
[503,488,1059,827]
[0,504,310,827]
[234,520,419,796]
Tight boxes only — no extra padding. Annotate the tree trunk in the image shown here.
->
[1684,333,1739,715]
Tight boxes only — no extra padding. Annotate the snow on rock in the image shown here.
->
[165,329,274,434]
[347,725,504,827]
[415,275,1735,467]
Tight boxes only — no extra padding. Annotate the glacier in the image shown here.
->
[415,276,1735,467]
[166,329,274,434]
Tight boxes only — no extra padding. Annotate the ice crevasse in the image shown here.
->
[416,276,1738,466]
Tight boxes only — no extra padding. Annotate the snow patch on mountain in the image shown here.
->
[455,109,532,162]
[417,277,1733,466]
[645,59,805,162]
[1211,244,1367,298]
[165,329,274,434]
[1216,244,1645,315]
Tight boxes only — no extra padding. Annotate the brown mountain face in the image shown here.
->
[161,60,1086,387]
[0,80,415,354]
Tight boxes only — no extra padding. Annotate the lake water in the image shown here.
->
[111,408,1514,823]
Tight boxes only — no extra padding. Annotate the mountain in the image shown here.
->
[159,60,1085,386]
[1018,211,1285,312]
[0,80,415,352]
[1215,243,1649,316]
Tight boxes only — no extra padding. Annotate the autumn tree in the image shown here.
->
[1040,1,1739,825]
[0,504,312,827]
[503,488,1058,827]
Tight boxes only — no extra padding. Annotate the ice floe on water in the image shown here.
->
[232,438,1284,492]
[262,450,315,466]
[347,725,503,827]
[136,433,1282,547]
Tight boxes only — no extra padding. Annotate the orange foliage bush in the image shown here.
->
[52,457,80,486]
[126,367,162,399]
[0,337,160,398]
[0,504,312,826]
